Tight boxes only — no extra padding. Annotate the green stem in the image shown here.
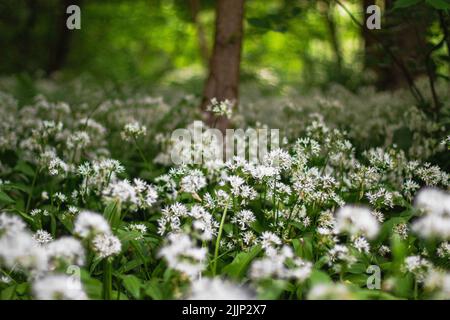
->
[213,204,229,276]
[25,167,39,213]
[103,259,113,300]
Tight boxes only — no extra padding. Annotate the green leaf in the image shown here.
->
[308,270,332,286]
[103,201,121,229]
[0,191,15,205]
[426,0,450,9]
[256,279,290,299]
[14,161,36,177]
[145,279,164,300]
[121,275,142,299]
[394,0,422,8]
[223,245,262,279]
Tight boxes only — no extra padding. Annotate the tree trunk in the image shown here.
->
[201,0,245,133]
[323,1,342,72]
[46,0,79,76]
[363,0,432,89]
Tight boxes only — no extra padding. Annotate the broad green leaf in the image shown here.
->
[308,270,332,286]
[145,279,164,300]
[122,275,142,299]
[223,245,262,279]
[14,161,36,177]
[0,191,15,205]
[256,279,290,299]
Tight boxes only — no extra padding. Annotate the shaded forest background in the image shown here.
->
[0,0,448,94]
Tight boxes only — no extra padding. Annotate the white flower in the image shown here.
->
[92,234,122,259]
[121,122,147,141]
[263,148,292,172]
[180,169,207,193]
[128,223,147,240]
[403,255,431,282]
[33,230,53,245]
[188,278,254,300]
[33,275,87,300]
[158,233,206,278]
[412,188,450,240]
[45,237,85,266]
[334,205,379,239]
[0,212,26,238]
[0,230,48,273]
[231,210,256,230]
[103,178,158,211]
[353,236,370,253]
[74,210,111,238]
[308,283,352,300]
[260,231,282,255]
[206,98,233,118]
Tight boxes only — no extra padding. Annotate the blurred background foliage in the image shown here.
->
[0,0,392,90]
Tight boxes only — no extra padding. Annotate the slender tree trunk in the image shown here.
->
[201,0,245,132]
[323,1,342,72]
[364,0,431,89]
[46,0,79,76]
[362,0,378,71]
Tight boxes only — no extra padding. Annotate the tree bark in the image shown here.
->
[46,0,79,76]
[323,1,342,72]
[200,0,245,133]
[363,0,432,90]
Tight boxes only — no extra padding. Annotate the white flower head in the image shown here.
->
[74,210,111,238]
[334,205,379,239]
[33,275,87,300]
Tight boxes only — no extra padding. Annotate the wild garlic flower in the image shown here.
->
[0,212,26,238]
[326,244,355,266]
[250,245,312,282]
[378,245,391,256]
[33,230,53,245]
[33,275,87,300]
[437,242,450,259]
[188,278,254,300]
[74,210,111,238]
[260,231,282,256]
[45,237,85,267]
[92,234,122,259]
[128,223,147,240]
[352,236,370,253]
[412,188,450,240]
[334,205,379,239]
[403,256,432,282]
[308,283,352,300]
[102,178,158,211]
[366,188,394,208]
[48,157,69,176]
[189,205,219,241]
[393,223,409,240]
[66,131,91,149]
[121,122,147,141]
[158,233,207,278]
[180,169,207,193]
[231,210,256,231]
[424,270,450,299]
[0,230,48,273]
[206,98,233,118]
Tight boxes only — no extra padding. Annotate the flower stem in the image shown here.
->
[25,167,39,213]
[103,259,113,300]
[213,204,228,276]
